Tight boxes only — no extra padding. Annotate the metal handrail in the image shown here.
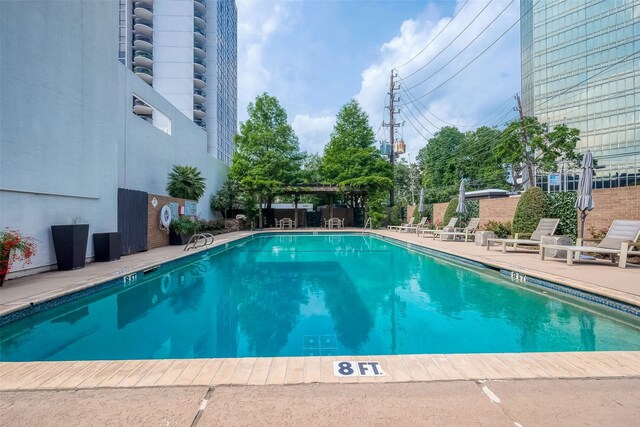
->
[364,217,372,230]
[184,233,215,251]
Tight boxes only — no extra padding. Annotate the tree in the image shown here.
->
[321,99,392,205]
[210,178,241,219]
[498,117,581,190]
[230,93,303,205]
[456,126,509,189]
[300,153,323,185]
[417,126,464,189]
[166,165,206,201]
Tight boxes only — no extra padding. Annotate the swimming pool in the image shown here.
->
[1,233,639,361]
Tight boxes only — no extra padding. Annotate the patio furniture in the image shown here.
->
[420,217,458,238]
[401,217,428,233]
[279,218,294,229]
[475,230,496,246]
[433,218,480,242]
[328,218,343,229]
[388,217,414,231]
[540,220,640,268]
[486,218,559,253]
[539,235,572,258]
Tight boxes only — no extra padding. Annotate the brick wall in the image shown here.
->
[478,196,521,227]
[433,202,448,225]
[147,194,191,250]
[406,205,416,220]
[581,186,640,237]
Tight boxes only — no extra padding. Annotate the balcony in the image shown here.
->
[193,73,206,89]
[194,46,206,59]
[135,0,154,7]
[133,7,153,22]
[193,88,206,104]
[133,99,153,116]
[133,50,153,68]
[133,33,153,52]
[194,28,206,45]
[193,103,206,119]
[194,0,206,16]
[194,16,206,30]
[133,66,153,84]
[133,19,153,37]
[194,119,206,128]
[193,57,206,74]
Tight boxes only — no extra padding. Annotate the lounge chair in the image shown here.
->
[541,220,640,268]
[420,217,458,238]
[433,218,480,242]
[388,217,414,231]
[486,218,559,253]
[401,217,428,233]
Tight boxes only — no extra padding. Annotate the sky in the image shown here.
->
[236,0,522,160]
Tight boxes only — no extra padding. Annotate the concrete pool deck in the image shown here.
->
[1,227,639,421]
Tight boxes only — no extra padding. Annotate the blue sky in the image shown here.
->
[237,0,521,159]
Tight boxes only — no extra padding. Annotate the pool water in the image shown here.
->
[2,234,640,361]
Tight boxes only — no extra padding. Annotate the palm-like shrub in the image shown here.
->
[512,187,549,235]
[166,165,206,201]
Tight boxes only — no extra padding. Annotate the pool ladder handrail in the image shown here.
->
[184,233,215,251]
[364,217,372,230]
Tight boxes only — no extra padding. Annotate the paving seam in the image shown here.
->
[190,387,214,427]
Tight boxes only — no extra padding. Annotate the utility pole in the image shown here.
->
[515,94,534,189]
[383,70,401,205]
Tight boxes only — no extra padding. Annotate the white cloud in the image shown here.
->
[236,0,292,119]
[355,0,521,161]
[291,113,336,154]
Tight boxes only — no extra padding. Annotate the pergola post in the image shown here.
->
[294,194,299,228]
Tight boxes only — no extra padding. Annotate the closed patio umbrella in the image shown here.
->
[576,150,595,240]
[418,188,424,213]
[456,179,467,215]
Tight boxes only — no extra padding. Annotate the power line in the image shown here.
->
[394,0,471,70]
[411,0,541,102]
[401,0,515,92]
[401,0,494,80]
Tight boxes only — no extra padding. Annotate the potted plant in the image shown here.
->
[1,228,37,286]
[51,218,89,270]
[169,217,199,245]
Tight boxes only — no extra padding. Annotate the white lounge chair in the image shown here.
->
[487,218,559,253]
[541,220,640,268]
[401,217,428,233]
[433,218,480,242]
[420,217,458,238]
[388,217,414,231]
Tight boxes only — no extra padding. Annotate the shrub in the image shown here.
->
[512,187,549,235]
[196,219,225,231]
[169,217,200,236]
[443,198,458,227]
[414,203,435,222]
[389,205,403,226]
[1,228,37,286]
[546,192,578,241]
[166,165,206,201]
[210,179,240,219]
[587,225,609,240]
[484,221,512,239]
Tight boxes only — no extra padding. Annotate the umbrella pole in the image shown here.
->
[580,210,587,240]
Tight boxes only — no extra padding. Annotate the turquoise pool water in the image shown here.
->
[1,234,640,361]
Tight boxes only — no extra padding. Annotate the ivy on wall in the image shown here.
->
[546,192,578,241]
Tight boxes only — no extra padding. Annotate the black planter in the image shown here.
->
[169,230,192,245]
[93,232,122,262]
[51,224,89,270]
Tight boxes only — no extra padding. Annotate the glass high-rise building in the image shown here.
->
[521,0,639,176]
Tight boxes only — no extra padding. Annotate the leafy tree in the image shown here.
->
[166,165,206,201]
[498,117,581,190]
[321,100,392,224]
[393,159,421,206]
[210,179,241,219]
[456,127,509,189]
[417,126,465,189]
[230,93,303,204]
[300,153,323,185]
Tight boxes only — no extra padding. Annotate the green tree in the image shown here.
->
[321,99,392,211]
[499,117,581,190]
[457,126,509,189]
[300,153,323,185]
[166,165,206,201]
[210,179,241,219]
[230,93,303,205]
[417,126,465,189]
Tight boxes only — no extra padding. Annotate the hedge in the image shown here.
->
[513,187,550,235]
[546,192,578,241]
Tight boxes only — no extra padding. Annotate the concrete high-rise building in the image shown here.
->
[521,0,639,175]
[120,0,237,165]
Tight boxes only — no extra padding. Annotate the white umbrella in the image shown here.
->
[456,179,467,215]
[418,188,424,213]
[575,150,595,240]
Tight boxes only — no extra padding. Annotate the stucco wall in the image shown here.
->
[0,0,228,276]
